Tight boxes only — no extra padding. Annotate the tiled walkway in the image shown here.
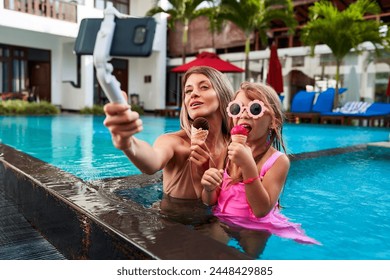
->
[0,186,65,260]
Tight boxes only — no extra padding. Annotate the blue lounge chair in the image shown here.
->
[285,90,317,123]
[286,88,335,123]
[321,102,390,127]
[312,88,335,114]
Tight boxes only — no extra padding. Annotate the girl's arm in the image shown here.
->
[201,168,223,206]
[243,154,290,217]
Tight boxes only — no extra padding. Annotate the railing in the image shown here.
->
[4,0,77,23]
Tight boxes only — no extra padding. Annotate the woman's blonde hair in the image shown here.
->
[232,81,287,153]
[179,66,234,137]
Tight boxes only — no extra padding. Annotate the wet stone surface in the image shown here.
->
[0,144,250,260]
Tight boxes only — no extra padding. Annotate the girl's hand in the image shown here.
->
[201,168,223,192]
[227,142,254,168]
[103,103,143,150]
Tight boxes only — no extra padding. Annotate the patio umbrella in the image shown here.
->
[171,51,244,73]
[266,44,284,94]
[386,75,390,101]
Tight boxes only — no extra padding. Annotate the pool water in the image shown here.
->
[1,115,390,259]
[114,147,390,260]
[0,115,388,181]
[262,147,390,260]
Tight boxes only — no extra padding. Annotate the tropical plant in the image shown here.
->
[0,100,60,115]
[146,0,212,64]
[200,1,225,50]
[79,104,144,115]
[301,0,390,108]
[79,105,105,115]
[218,0,296,80]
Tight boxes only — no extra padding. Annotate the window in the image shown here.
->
[0,45,28,93]
[292,56,305,67]
[95,0,129,14]
[320,53,337,66]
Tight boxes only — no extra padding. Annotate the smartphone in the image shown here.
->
[74,17,156,57]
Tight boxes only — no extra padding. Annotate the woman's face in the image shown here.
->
[184,73,220,120]
[232,91,272,142]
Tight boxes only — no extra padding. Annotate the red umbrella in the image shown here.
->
[386,75,390,97]
[266,44,284,94]
[171,51,244,73]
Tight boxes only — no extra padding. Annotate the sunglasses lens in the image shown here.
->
[229,103,241,116]
[250,103,262,116]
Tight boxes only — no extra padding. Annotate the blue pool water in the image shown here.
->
[0,115,388,180]
[1,115,390,260]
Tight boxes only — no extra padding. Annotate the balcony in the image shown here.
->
[4,0,77,23]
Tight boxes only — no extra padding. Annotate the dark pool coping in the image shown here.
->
[0,143,251,260]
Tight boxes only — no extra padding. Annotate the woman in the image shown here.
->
[104,66,234,200]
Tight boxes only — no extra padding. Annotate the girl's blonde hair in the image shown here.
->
[232,81,287,153]
[179,66,234,137]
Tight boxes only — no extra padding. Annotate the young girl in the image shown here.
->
[201,81,320,245]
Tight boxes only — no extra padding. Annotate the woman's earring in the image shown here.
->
[266,129,272,146]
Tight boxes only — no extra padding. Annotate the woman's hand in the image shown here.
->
[189,140,210,169]
[103,102,143,151]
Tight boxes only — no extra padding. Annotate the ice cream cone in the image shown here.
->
[191,126,209,144]
[231,134,247,144]
[230,125,248,144]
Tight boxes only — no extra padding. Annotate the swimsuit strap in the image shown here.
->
[260,151,283,178]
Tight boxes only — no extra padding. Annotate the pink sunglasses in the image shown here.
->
[227,100,267,119]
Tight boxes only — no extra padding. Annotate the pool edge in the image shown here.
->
[0,143,251,260]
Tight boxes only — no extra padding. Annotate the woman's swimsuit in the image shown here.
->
[164,159,199,199]
[213,151,320,245]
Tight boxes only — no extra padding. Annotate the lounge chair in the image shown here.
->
[285,90,317,123]
[320,102,390,127]
[286,88,336,123]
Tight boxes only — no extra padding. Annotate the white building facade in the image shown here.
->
[0,0,167,111]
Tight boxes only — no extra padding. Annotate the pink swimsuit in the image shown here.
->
[213,151,320,245]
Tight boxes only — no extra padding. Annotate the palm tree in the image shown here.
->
[199,2,224,50]
[218,0,296,80]
[146,0,211,64]
[301,0,390,108]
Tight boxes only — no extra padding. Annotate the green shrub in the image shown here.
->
[79,104,144,115]
[80,105,105,115]
[131,104,144,115]
[0,100,60,115]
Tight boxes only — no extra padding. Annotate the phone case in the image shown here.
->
[74,17,156,57]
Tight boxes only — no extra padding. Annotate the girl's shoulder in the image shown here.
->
[268,149,290,171]
[261,148,289,168]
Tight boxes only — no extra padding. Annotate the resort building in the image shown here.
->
[0,0,167,111]
[1,0,389,112]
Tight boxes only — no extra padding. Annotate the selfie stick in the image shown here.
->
[93,3,130,104]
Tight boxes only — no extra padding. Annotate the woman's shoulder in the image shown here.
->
[155,130,189,146]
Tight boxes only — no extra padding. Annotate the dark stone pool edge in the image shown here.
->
[0,143,250,260]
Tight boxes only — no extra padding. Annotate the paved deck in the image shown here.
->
[0,185,65,260]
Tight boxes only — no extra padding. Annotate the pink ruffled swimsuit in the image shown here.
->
[213,151,320,245]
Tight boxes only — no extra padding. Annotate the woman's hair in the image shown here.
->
[179,66,234,137]
[232,81,287,153]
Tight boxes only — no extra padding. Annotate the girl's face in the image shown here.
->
[184,73,220,120]
[232,91,272,142]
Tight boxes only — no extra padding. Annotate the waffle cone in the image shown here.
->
[191,126,209,144]
[231,134,247,144]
